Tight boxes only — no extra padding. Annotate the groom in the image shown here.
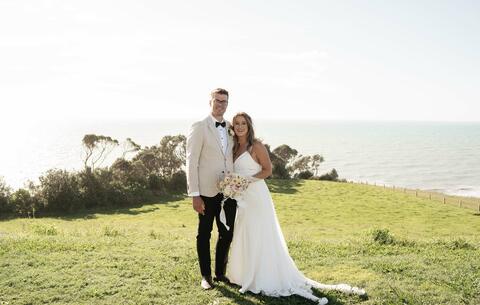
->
[186,88,237,290]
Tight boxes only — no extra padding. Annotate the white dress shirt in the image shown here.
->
[211,115,228,156]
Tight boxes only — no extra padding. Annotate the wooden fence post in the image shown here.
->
[415,190,418,197]
[443,197,446,204]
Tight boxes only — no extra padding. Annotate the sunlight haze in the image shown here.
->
[1,0,479,122]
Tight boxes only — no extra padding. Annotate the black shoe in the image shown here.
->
[214,275,232,285]
[201,276,215,290]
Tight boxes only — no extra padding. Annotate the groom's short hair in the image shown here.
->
[211,88,229,99]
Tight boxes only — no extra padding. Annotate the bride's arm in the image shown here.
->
[251,141,273,180]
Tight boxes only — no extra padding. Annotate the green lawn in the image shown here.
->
[1,180,479,305]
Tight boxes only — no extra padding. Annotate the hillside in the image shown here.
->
[1,180,479,305]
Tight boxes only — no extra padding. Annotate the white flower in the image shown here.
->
[219,173,250,199]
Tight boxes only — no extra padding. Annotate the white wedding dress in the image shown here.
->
[226,151,366,305]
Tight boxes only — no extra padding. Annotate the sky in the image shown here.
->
[1,0,479,122]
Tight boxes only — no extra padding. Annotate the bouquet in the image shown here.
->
[218,173,250,199]
[218,173,250,230]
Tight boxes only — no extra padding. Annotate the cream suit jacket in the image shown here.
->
[186,116,234,197]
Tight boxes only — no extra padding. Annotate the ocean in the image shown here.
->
[1,119,479,197]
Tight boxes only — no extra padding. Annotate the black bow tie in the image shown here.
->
[215,121,226,128]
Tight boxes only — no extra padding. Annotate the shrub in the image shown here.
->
[314,168,339,181]
[37,169,83,213]
[265,144,291,179]
[133,135,186,180]
[271,159,290,179]
[11,188,39,217]
[167,170,187,194]
[79,168,114,209]
[79,166,151,209]
[370,228,395,245]
[148,174,164,192]
[0,177,12,215]
[295,170,314,179]
[111,159,148,189]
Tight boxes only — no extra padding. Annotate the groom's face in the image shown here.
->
[210,93,228,118]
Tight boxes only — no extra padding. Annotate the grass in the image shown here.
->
[361,182,480,212]
[1,180,479,305]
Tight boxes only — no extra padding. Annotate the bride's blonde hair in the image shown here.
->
[231,112,258,155]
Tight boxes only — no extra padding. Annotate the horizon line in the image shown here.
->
[4,117,479,124]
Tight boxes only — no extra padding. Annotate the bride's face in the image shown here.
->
[233,116,249,138]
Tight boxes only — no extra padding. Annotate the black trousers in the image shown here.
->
[197,193,237,277]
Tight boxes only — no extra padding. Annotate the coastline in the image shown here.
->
[350,180,480,211]
[1,120,479,199]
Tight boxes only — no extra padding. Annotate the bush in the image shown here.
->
[148,174,164,191]
[315,168,339,181]
[38,169,83,213]
[79,166,151,210]
[79,168,115,209]
[0,177,12,215]
[295,171,314,179]
[167,170,187,194]
[271,159,290,179]
[133,135,186,179]
[370,228,395,245]
[111,159,148,189]
[11,188,39,217]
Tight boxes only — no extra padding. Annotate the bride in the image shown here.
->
[225,112,366,305]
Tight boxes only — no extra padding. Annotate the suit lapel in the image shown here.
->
[206,117,225,156]
[226,121,233,156]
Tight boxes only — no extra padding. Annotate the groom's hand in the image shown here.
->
[193,196,205,215]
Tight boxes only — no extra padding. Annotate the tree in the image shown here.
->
[310,154,324,176]
[265,144,290,179]
[0,177,12,214]
[111,158,148,191]
[157,135,187,178]
[37,169,83,213]
[272,144,298,163]
[290,155,312,176]
[11,188,39,218]
[82,134,119,171]
[121,138,141,159]
[133,135,186,179]
[289,154,325,178]
[317,168,339,181]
